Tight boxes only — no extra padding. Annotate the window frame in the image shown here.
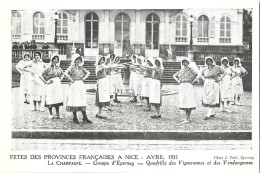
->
[114,13,131,49]
[33,12,45,35]
[219,16,231,43]
[12,11,21,38]
[175,15,188,42]
[145,13,160,50]
[57,12,68,40]
[85,12,99,49]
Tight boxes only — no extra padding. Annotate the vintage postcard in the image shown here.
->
[0,0,259,172]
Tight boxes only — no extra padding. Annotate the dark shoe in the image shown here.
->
[83,119,92,123]
[204,117,211,120]
[24,101,27,104]
[143,108,151,111]
[73,116,80,124]
[151,115,161,119]
[210,114,215,118]
[95,114,107,119]
[130,99,137,103]
[114,99,121,103]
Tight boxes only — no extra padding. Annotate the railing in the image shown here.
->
[219,38,231,43]
[175,37,187,42]
[12,49,59,62]
[12,34,21,40]
[32,34,45,40]
[197,37,209,43]
[57,35,68,40]
[194,51,252,62]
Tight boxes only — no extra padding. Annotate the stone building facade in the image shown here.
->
[12,9,244,60]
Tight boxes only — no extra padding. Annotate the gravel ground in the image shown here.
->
[12,84,252,131]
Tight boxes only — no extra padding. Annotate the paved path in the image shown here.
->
[12,139,251,150]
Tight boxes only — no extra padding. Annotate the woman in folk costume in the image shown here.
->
[64,54,92,124]
[173,58,200,124]
[112,56,125,103]
[201,57,227,120]
[231,58,248,106]
[102,55,113,111]
[142,57,164,118]
[219,57,234,112]
[23,51,47,111]
[132,55,145,105]
[139,57,155,111]
[16,52,32,104]
[95,55,111,119]
[129,54,138,102]
[39,55,64,119]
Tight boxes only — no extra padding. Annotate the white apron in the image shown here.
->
[129,71,136,90]
[141,78,151,98]
[98,78,110,103]
[20,72,31,94]
[115,73,123,93]
[149,79,161,104]
[30,76,45,101]
[45,77,63,105]
[232,76,243,95]
[66,80,86,107]
[203,78,220,106]
[179,83,196,109]
[220,75,234,101]
[134,73,144,95]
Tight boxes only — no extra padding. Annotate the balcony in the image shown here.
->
[32,34,45,40]
[220,38,231,43]
[197,37,209,43]
[175,37,187,42]
[57,35,68,41]
[12,34,21,40]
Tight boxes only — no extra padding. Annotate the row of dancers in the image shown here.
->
[16,51,248,124]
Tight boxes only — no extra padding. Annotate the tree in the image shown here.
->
[243,9,252,53]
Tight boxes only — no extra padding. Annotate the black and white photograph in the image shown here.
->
[0,0,259,172]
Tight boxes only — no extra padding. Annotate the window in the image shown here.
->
[58,44,66,55]
[57,12,68,40]
[175,15,188,42]
[33,12,45,40]
[176,46,186,56]
[220,16,231,43]
[146,13,160,49]
[85,12,99,48]
[115,13,130,49]
[12,11,21,40]
[198,15,209,42]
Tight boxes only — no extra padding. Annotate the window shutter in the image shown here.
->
[192,17,198,37]
[210,16,215,37]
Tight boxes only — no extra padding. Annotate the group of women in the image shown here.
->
[173,56,248,123]
[16,51,248,124]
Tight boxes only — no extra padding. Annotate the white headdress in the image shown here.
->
[130,54,138,64]
[180,57,190,69]
[137,55,145,65]
[146,57,155,67]
[49,54,61,67]
[221,57,229,67]
[155,57,164,70]
[71,54,84,66]
[23,51,30,60]
[233,57,242,67]
[95,55,105,66]
[205,56,216,66]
